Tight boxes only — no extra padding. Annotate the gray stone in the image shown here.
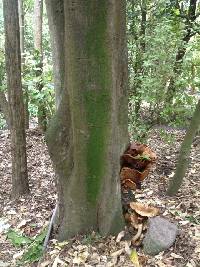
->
[143,216,178,255]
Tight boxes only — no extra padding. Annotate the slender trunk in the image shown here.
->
[3,0,29,198]
[133,0,146,115]
[165,0,197,104]
[45,0,64,109]
[191,63,196,93]
[165,34,191,104]
[167,99,200,196]
[18,0,29,129]
[34,0,46,131]
[0,91,10,128]
[46,0,128,240]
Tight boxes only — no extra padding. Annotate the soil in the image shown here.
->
[0,127,199,266]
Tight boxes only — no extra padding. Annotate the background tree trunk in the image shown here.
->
[165,0,198,104]
[45,0,64,109]
[3,0,29,198]
[33,0,46,131]
[167,99,200,196]
[46,0,128,240]
[133,0,147,115]
[0,91,10,128]
[18,0,29,129]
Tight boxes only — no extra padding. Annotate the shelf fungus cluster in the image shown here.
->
[120,142,158,245]
[120,142,157,191]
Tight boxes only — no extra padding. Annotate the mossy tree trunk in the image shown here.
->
[34,0,47,131]
[3,0,29,198]
[46,0,128,240]
[167,99,200,196]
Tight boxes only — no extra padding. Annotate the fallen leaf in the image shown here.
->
[17,219,31,229]
[110,248,124,257]
[156,260,168,267]
[130,249,140,267]
[52,256,65,267]
[13,250,24,259]
[170,252,183,259]
[40,261,51,267]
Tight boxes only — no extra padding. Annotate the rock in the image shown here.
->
[143,216,178,255]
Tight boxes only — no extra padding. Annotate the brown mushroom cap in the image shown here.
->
[130,202,159,217]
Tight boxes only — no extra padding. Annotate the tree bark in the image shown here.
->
[18,0,29,129]
[167,99,200,196]
[46,0,128,240]
[3,0,29,198]
[34,0,46,131]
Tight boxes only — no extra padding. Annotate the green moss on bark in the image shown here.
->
[84,1,111,203]
[84,90,110,203]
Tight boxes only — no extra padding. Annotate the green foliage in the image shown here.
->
[0,0,54,127]
[128,114,151,143]
[133,152,151,161]
[185,215,200,225]
[127,0,199,140]
[7,228,46,264]
[19,229,46,264]
[7,229,32,247]
[23,50,55,122]
[159,129,176,144]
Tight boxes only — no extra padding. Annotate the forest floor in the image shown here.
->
[0,126,199,267]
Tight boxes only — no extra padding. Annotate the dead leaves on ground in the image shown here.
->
[1,129,200,266]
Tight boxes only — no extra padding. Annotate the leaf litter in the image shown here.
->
[0,126,199,266]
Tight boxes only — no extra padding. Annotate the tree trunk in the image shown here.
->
[18,0,29,129]
[167,99,200,196]
[132,0,147,115]
[34,0,46,131]
[165,0,198,104]
[3,0,29,198]
[165,34,191,104]
[45,0,64,109]
[46,0,128,240]
[0,91,10,128]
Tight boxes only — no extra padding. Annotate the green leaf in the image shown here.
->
[130,249,140,267]
[7,229,32,247]
[18,228,47,264]
[133,153,151,161]
[21,243,43,263]
[185,215,200,225]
